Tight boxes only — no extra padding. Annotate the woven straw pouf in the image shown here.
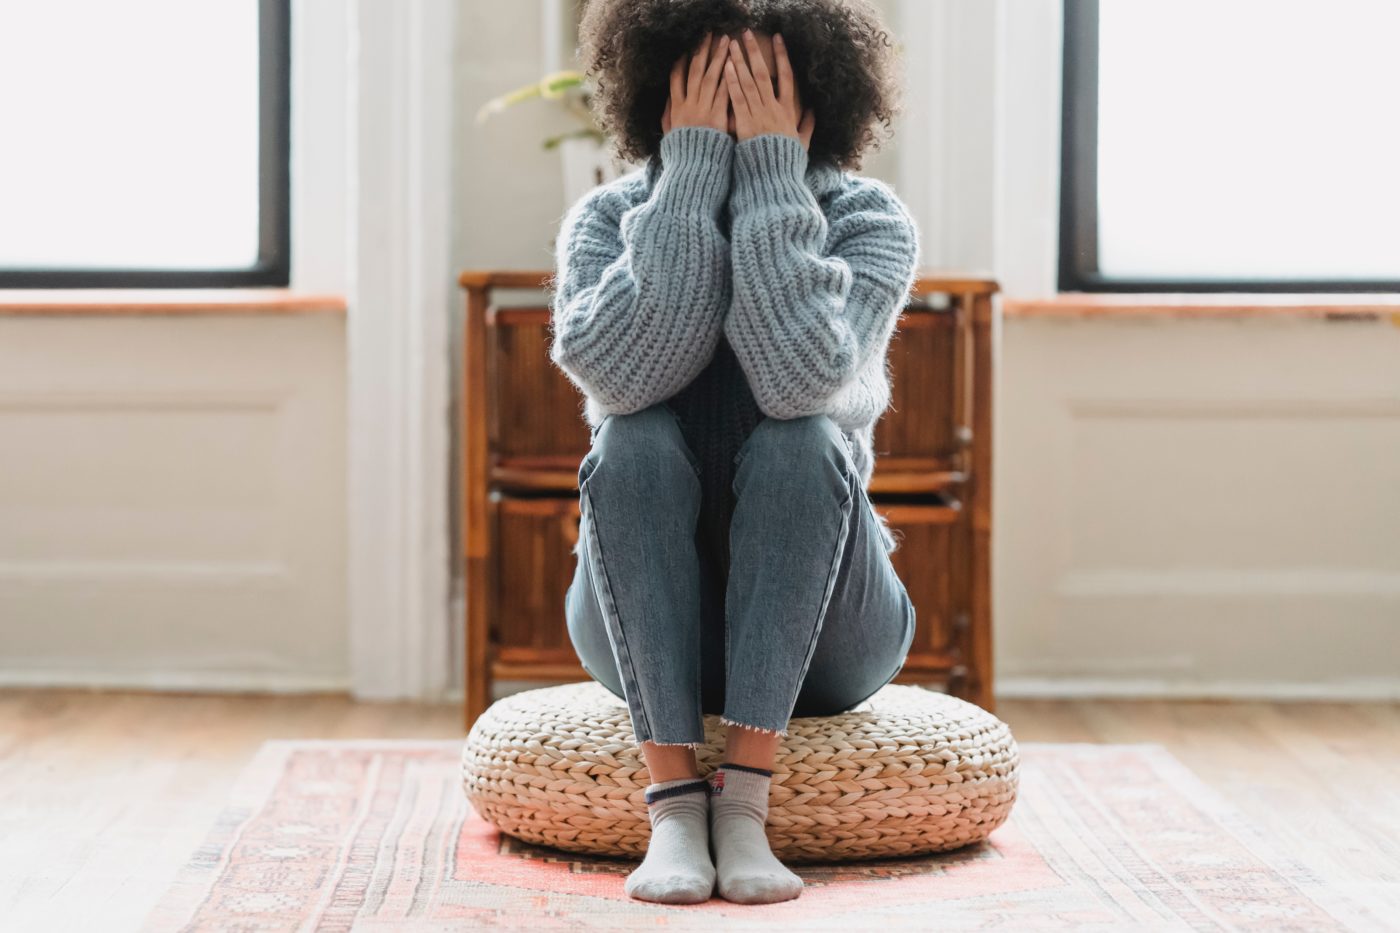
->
[461,680,1019,863]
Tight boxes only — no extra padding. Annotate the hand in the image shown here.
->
[661,32,731,136]
[724,29,815,150]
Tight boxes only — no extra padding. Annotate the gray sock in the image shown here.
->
[624,777,716,904]
[707,764,803,904]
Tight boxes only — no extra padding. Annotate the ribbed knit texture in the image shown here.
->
[551,125,920,555]
[666,335,764,573]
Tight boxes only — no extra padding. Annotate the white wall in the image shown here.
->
[998,316,1400,699]
[0,313,348,690]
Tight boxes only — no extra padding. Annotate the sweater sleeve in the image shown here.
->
[549,125,735,415]
[723,133,919,421]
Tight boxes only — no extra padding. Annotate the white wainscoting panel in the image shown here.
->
[996,315,1400,698]
[0,314,348,690]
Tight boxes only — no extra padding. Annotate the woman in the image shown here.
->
[550,0,919,906]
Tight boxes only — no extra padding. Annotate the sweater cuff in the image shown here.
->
[732,132,810,212]
[655,125,735,216]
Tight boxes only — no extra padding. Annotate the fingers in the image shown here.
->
[686,33,711,97]
[709,60,730,124]
[698,34,729,110]
[725,41,760,113]
[774,33,793,93]
[724,56,751,126]
[667,33,732,133]
[741,28,775,104]
[774,33,797,116]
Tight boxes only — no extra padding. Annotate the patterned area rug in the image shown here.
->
[144,740,1378,931]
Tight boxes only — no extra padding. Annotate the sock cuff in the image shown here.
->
[644,777,710,806]
[709,763,774,799]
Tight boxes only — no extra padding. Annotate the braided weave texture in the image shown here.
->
[550,126,920,554]
[461,681,1019,864]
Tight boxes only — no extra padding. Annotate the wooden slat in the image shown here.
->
[488,306,552,326]
[458,270,555,290]
[968,292,997,712]
[911,272,999,296]
[458,269,999,297]
[872,501,962,526]
[491,464,967,496]
[491,661,592,681]
[867,470,965,495]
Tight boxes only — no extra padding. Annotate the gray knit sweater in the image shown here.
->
[550,125,919,554]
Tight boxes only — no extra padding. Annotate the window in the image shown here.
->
[0,0,290,288]
[1060,0,1400,292]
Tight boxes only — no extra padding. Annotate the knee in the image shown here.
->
[580,402,699,492]
[736,414,853,478]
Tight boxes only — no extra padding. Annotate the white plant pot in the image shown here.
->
[559,136,638,210]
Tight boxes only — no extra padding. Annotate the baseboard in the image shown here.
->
[0,668,352,694]
[996,676,1400,702]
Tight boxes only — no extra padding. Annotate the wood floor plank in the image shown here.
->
[0,690,1394,931]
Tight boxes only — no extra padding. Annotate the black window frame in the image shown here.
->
[0,0,291,289]
[1059,0,1400,293]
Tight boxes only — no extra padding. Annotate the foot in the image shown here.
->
[708,764,804,904]
[624,777,716,904]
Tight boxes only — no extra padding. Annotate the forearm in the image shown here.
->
[724,133,918,420]
[551,126,735,414]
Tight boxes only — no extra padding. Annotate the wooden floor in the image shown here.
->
[2,690,1397,931]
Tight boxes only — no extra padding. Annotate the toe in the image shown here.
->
[720,873,803,904]
[626,872,716,905]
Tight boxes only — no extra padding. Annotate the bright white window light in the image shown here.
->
[0,1,260,270]
[1097,0,1400,281]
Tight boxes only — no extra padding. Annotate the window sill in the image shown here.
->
[0,288,347,316]
[1005,292,1400,321]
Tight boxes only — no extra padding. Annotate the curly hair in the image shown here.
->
[577,0,901,171]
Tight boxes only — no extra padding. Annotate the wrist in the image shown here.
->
[656,125,735,215]
[731,132,810,212]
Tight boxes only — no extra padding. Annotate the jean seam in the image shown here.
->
[579,481,656,744]
[780,476,856,724]
[728,481,853,735]
[723,590,731,719]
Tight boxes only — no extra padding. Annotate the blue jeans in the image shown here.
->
[564,401,916,747]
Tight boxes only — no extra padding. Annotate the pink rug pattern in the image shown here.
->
[144,740,1379,931]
